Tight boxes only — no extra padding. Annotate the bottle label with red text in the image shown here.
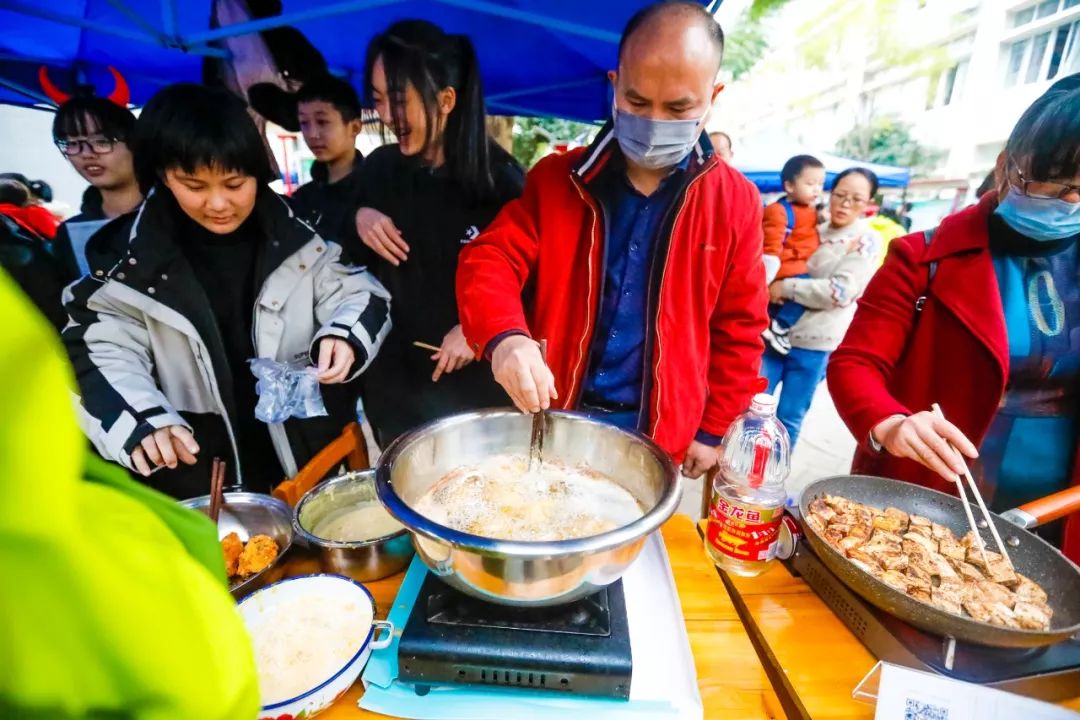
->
[707,496,785,561]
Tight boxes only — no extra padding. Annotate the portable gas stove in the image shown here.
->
[786,541,1080,701]
[397,573,633,699]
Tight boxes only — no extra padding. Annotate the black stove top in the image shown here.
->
[397,574,633,699]
[788,541,1080,702]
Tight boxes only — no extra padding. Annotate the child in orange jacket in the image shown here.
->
[762,154,825,355]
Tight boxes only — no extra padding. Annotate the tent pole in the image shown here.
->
[104,0,165,41]
[0,1,229,57]
[183,0,405,45]
[0,76,54,106]
[431,0,621,43]
[0,2,161,43]
[161,0,178,39]
[488,77,600,102]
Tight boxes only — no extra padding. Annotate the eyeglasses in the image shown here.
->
[831,193,869,207]
[55,137,118,157]
[1011,161,1080,202]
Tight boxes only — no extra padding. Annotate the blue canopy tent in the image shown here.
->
[734,131,911,192]
[0,0,718,121]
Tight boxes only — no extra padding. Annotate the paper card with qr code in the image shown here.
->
[874,663,1078,720]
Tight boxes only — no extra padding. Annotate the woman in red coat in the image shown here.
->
[828,79,1080,560]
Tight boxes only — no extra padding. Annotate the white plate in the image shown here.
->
[239,573,393,719]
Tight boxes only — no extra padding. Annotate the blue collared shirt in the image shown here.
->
[581,158,686,429]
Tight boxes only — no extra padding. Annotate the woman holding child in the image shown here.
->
[763,167,882,448]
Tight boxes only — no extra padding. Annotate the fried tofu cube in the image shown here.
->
[903,532,939,555]
[938,535,966,561]
[1013,573,1049,604]
[872,514,906,533]
[808,498,837,523]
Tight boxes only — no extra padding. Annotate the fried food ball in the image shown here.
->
[237,534,279,577]
[220,532,243,577]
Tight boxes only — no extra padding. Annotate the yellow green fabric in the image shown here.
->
[867,214,907,267]
[0,269,259,719]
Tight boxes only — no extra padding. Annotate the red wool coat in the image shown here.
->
[828,194,1079,561]
[456,129,769,461]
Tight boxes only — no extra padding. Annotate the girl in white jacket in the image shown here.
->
[763,168,883,447]
[63,84,391,498]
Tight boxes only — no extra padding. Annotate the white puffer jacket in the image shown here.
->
[62,187,391,485]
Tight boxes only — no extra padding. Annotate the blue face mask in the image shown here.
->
[612,104,706,170]
[995,188,1080,242]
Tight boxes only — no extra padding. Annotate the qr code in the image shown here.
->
[904,697,948,720]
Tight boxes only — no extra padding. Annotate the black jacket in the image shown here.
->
[357,143,525,444]
[289,153,365,260]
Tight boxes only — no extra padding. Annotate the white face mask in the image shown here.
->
[611,102,708,170]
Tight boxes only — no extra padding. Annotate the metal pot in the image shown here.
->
[375,409,681,607]
[294,470,414,582]
[179,492,294,599]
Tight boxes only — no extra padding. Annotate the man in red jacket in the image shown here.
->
[456,1,768,477]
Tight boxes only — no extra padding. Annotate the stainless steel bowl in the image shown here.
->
[375,409,681,607]
[294,470,415,582]
[179,492,293,599]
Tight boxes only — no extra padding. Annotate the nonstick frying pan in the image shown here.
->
[798,475,1080,649]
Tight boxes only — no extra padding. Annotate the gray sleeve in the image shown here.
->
[309,241,393,381]
[61,279,187,469]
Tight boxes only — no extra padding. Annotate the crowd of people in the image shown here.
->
[2,0,1080,715]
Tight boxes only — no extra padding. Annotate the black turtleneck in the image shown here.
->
[181,215,282,491]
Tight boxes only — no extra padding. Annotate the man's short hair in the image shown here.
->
[781,154,825,185]
[296,75,362,123]
[618,1,725,70]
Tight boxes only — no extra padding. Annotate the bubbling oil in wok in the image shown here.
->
[412,454,645,541]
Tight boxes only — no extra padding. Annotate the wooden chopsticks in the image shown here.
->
[931,404,1014,571]
[208,457,226,525]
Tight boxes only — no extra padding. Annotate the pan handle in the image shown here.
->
[999,485,1080,530]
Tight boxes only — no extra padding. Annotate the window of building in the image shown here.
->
[1011,0,1080,27]
[1026,32,1052,82]
[1037,0,1059,18]
[1003,18,1080,85]
[1004,38,1029,86]
[1014,6,1036,26]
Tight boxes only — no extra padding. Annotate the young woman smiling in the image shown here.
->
[352,20,524,446]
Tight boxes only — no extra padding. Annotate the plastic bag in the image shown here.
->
[249,357,328,423]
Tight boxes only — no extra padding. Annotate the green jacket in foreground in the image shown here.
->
[0,269,259,718]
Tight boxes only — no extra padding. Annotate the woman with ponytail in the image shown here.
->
[354,19,524,445]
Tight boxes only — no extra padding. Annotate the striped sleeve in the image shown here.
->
[61,278,188,469]
[309,242,392,381]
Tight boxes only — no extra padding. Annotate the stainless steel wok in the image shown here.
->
[375,409,681,607]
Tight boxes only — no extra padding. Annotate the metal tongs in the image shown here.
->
[527,339,549,472]
[931,404,1014,572]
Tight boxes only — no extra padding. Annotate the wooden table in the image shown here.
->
[704,523,1080,719]
[282,515,784,719]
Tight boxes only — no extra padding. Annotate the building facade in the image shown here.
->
[720,0,1080,188]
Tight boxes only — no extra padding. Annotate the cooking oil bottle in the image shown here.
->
[706,393,791,577]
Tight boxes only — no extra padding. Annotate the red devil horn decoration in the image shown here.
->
[38,66,71,106]
[106,66,129,108]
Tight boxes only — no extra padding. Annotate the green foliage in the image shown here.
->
[725,14,770,79]
[749,0,792,21]
[834,117,945,175]
[511,117,596,168]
